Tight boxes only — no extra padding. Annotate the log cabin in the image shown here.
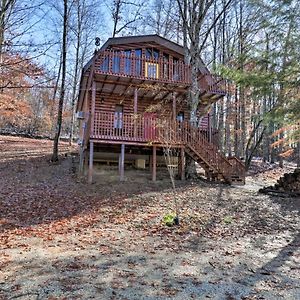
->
[76,34,245,184]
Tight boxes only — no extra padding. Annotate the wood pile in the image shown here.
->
[259,168,300,197]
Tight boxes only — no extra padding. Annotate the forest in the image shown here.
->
[1,0,299,167]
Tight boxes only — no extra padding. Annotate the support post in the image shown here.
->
[88,141,94,184]
[152,146,157,181]
[134,87,138,138]
[84,149,89,175]
[79,147,84,174]
[172,93,176,123]
[90,81,96,136]
[179,147,185,180]
[134,87,138,114]
[120,144,125,181]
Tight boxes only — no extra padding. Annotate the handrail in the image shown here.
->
[199,73,228,95]
[228,156,246,181]
[181,121,233,181]
[94,50,191,84]
[94,50,228,94]
[91,111,244,182]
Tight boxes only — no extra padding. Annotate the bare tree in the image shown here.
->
[110,0,142,37]
[52,0,68,162]
[68,0,98,145]
[144,0,179,40]
[176,0,233,124]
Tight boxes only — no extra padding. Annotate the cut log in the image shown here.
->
[259,168,300,197]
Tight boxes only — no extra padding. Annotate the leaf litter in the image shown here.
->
[0,137,299,299]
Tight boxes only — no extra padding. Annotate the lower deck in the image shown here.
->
[80,142,186,183]
[79,116,245,185]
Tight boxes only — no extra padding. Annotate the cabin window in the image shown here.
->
[145,48,159,60]
[162,53,169,79]
[173,57,180,81]
[145,62,159,78]
[112,50,121,73]
[124,50,131,75]
[114,105,123,129]
[145,48,159,79]
[177,112,184,122]
[100,57,109,72]
[135,49,142,76]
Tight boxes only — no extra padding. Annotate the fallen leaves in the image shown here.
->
[0,136,300,299]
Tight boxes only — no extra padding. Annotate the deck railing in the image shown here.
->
[199,73,228,95]
[94,50,228,94]
[92,112,216,145]
[91,112,245,181]
[228,156,246,182]
[94,50,191,84]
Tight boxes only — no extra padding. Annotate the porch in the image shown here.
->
[81,111,246,185]
[90,111,212,145]
[93,50,228,95]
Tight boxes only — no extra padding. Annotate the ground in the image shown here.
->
[0,136,299,300]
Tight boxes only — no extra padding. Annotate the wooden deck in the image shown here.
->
[91,112,211,144]
[94,50,227,95]
[87,112,245,184]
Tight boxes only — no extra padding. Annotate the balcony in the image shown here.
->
[91,112,212,145]
[93,50,228,95]
[94,50,191,85]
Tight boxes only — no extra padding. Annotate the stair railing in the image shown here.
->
[181,120,233,181]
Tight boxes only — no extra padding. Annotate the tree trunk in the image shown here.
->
[69,1,82,146]
[297,141,300,168]
[52,0,68,162]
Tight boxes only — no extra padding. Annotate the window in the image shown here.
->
[124,50,131,75]
[112,50,121,73]
[135,49,142,76]
[145,48,159,60]
[145,48,160,79]
[145,62,159,78]
[100,57,109,72]
[177,112,184,122]
[114,105,123,129]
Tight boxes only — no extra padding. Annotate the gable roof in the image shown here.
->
[100,34,185,55]
[82,34,185,73]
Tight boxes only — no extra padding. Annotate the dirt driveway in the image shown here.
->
[0,139,299,299]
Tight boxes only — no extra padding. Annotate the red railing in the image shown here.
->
[198,73,228,95]
[228,156,246,182]
[92,112,218,144]
[94,50,191,84]
[91,112,244,182]
[94,50,228,94]
[94,50,225,90]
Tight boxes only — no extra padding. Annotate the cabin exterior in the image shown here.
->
[76,35,245,184]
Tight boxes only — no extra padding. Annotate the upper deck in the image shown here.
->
[94,50,191,85]
[93,50,227,96]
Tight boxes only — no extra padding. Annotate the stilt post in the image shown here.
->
[88,141,94,184]
[152,146,157,181]
[179,146,185,180]
[120,144,125,181]
[134,87,138,138]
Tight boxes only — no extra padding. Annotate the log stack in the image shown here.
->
[259,168,300,197]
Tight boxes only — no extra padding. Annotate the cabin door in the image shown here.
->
[144,112,156,140]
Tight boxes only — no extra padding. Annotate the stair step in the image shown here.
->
[185,140,245,185]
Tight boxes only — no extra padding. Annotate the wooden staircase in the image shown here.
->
[182,124,245,184]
